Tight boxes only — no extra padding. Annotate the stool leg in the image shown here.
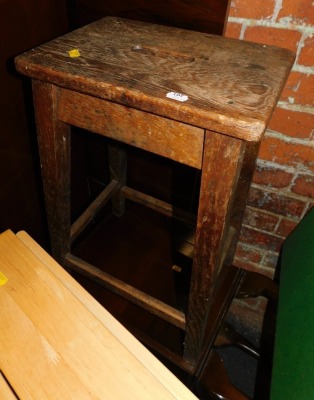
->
[215,321,260,358]
[32,80,71,265]
[108,142,127,217]
[195,350,250,400]
[235,269,279,363]
[214,269,278,362]
[184,131,245,363]
[236,270,278,301]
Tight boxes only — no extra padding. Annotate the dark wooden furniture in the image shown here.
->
[67,0,228,34]
[0,0,67,241]
[15,17,294,388]
[271,207,314,399]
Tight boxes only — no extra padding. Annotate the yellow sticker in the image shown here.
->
[0,271,8,286]
[68,49,81,58]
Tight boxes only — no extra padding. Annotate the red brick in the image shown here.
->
[277,0,314,25]
[261,252,279,269]
[239,225,283,252]
[252,164,293,188]
[233,258,275,278]
[248,186,306,218]
[232,296,267,313]
[228,0,275,19]
[229,298,267,327]
[276,218,298,237]
[233,257,258,271]
[298,35,314,67]
[291,174,314,198]
[243,207,278,231]
[281,72,314,106]
[258,135,314,173]
[292,74,314,106]
[269,108,314,139]
[224,21,242,39]
[235,243,264,263]
[244,26,301,52]
[280,72,301,101]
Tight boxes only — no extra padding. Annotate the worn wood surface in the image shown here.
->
[108,142,128,216]
[224,141,260,266]
[193,264,244,378]
[184,131,244,362]
[58,88,204,168]
[64,252,186,329]
[70,179,120,242]
[0,230,197,400]
[122,186,196,226]
[15,17,295,141]
[32,81,71,263]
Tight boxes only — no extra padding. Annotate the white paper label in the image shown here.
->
[166,92,189,102]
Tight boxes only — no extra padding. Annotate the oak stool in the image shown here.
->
[16,17,294,390]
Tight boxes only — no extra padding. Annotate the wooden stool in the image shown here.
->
[15,17,294,382]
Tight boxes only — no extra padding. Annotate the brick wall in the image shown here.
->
[223,0,314,288]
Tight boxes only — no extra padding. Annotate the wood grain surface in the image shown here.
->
[0,229,197,400]
[15,17,295,141]
[58,88,204,168]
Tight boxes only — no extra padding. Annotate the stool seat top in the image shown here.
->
[15,17,294,141]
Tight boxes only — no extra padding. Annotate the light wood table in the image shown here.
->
[0,229,197,400]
